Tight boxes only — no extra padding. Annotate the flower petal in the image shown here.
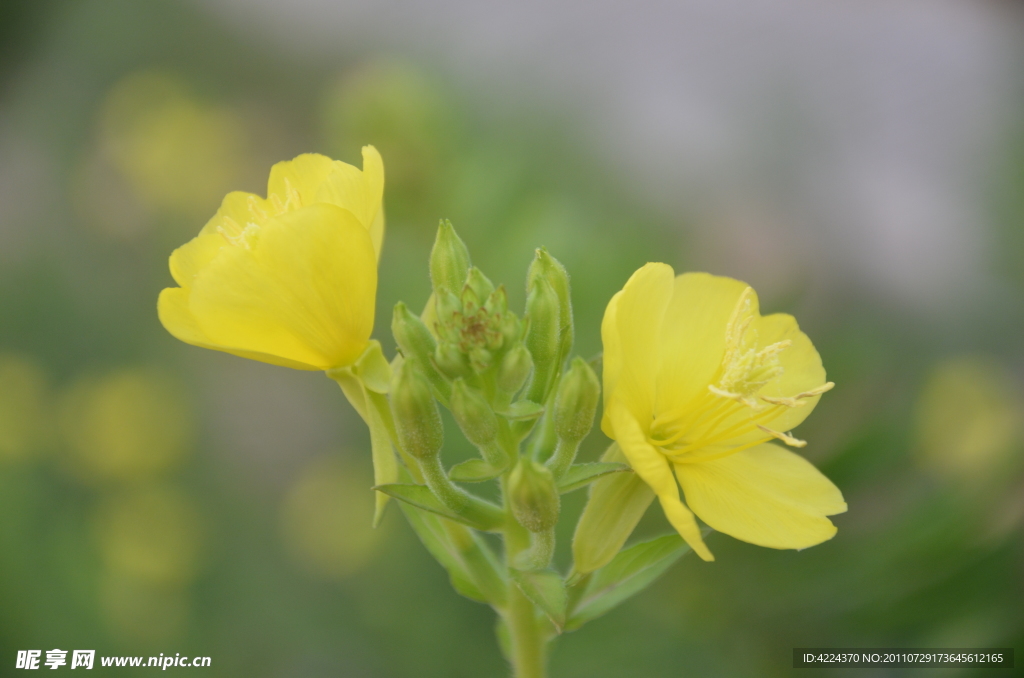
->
[675,443,846,550]
[603,263,674,428]
[315,145,386,258]
[185,203,377,370]
[655,272,751,416]
[608,401,714,561]
[599,291,622,438]
[752,312,827,433]
[157,287,322,370]
[267,154,335,210]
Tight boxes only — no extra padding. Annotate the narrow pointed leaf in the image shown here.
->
[510,568,567,631]
[566,534,690,630]
[557,462,631,494]
[397,501,507,605]
[374,483,502,531]
[449,458,504,483]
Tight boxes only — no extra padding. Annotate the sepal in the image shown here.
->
[571,444,654,573]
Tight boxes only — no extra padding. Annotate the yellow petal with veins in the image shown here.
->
[601,263,674,431]
[655,273,750,417]
[607,400,714,561]
[675,442,846,550]
[159,203,376,370]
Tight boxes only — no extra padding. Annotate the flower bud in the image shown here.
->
[524,277,560,401]
[392,302,436,364]
[393,302,451,402]
[484,285,508,316]
[554,357,600,444]
[450,379,499,446]
[527,248,573,361]
[434,341,470,379]
[465,267,495,306]
[434,288,462,342]
[430,220,471,294]
[389,359,443,460]
[499,312,522,347]
[525,278,559,366]
[497,343,533,396]
[509,459,561,532]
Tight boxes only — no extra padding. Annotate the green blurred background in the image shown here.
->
[1,1,1022,676]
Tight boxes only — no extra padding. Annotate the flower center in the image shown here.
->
[646,287,832,464]
[216,179,303,249]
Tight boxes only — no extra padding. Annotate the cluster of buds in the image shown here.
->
[387,221,599,553]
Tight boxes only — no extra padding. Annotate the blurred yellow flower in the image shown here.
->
[59,368,192,483]
[0,354,49,462]
[158,148,385,370]
[601,264,846,561]
[279,454,383,581]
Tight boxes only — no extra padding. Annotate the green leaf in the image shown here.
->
[566,534,690,630]
[557,462,630,494]
[571,444,654,574]
[374,483,502,531]
[398,503,507,605]
[449,458,504,483]
[500,400,545,421]
[510,568,567,631]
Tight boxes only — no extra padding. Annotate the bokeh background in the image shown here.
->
[2,1,1023,676]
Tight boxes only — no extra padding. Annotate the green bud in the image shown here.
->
[460,283,482,316]
[509,459,561,532]
[524,277,560,401]
[499,312,522,347]
[465,267,495,305]
[450,379,499,446]
[393,302,451,403]
[390,359,443,460]
[434,288,462,341]
[525,278,559,365]
[430,220,471,294]
[468,346,493,373]
[554,357,600,444]
[484,285,508,316]
[497,343,533,396]
[434,341,470,379]
[392,302,436,364]
[527,248,573,360]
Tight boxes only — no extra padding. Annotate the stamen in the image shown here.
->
[760,382,834,408]
[247,195,269,220]
[756,424,806,448]
[284,177,302,210]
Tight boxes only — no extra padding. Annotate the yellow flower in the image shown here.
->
[158,148,384,370]
[601,263,846,561]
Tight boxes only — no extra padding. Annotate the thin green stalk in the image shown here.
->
[501,477,548,678]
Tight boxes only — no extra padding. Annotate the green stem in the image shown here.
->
[502,478,548,678]
[515,527,555,571]
[507,582,546,678]
[546,438,579,480]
